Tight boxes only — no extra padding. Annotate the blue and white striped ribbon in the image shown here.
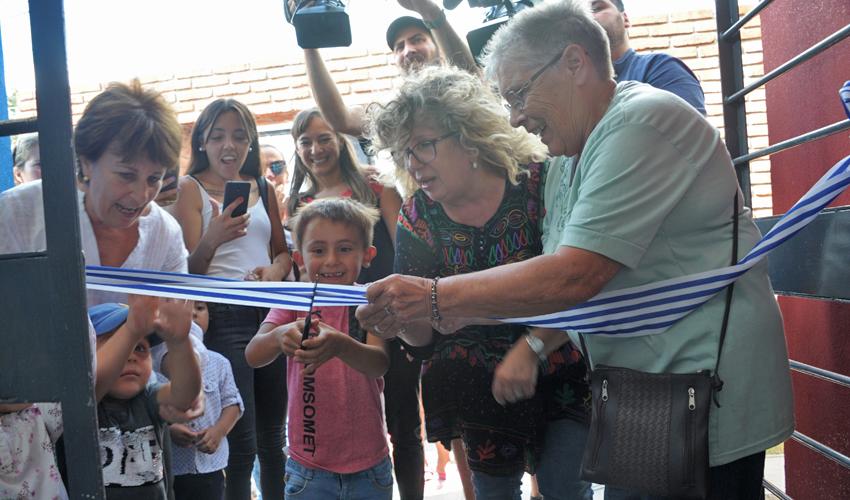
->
[841,81,850,120]
[86,86,850,335]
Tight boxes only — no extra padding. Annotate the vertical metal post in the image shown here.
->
[29,0,105,496]
[716,0,753,205]
[0,25,13,191]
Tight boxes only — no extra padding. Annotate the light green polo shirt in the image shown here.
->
[542,82,794,466]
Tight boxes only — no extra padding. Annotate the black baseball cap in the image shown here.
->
[386,16,431,50]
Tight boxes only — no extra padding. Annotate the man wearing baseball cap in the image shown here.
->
[301,0,478,136]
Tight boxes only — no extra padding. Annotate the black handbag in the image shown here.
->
[578,195,739,499]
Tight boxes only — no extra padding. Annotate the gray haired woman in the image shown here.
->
[359,1,793,499]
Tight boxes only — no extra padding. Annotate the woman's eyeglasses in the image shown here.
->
[269,160,286,175]
[393,132,458,169]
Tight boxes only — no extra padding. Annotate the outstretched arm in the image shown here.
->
[304,48,365,136]
[398,0,480,75]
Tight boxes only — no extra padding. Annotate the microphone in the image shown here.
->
[444,0,463,9]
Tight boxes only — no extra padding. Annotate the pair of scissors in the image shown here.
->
[301,277,320,345]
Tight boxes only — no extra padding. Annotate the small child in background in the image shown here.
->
[1,295,189,500]
[246,198,392,500]
[91,298,201,499]
[155,301,243,500]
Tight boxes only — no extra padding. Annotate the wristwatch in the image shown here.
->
[524,334,547,361]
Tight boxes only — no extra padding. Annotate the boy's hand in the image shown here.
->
[296,322,348,374]
[275,320,308,357]
[196,426,226,454]
[160,392,205,423]
[169,423,199,448]
[492,338,539,406]
[154,299,193,344]
[125,295,159,340]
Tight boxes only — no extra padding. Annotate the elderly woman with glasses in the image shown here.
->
[359,1,794,499]
[366,65,593,499]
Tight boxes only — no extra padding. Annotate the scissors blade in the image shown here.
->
[301,278,320,344]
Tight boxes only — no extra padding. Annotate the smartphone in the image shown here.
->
[223,181,251,217]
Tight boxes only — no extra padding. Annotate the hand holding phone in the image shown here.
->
[223,181,251,218]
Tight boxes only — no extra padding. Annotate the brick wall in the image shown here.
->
[12,6,773,216]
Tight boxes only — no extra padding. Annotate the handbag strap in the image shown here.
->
[578,192,740,387]
[711,192,739,405]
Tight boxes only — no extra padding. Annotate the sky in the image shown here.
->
[0,0,717,97]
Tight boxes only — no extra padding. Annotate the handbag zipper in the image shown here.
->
[686,386,696,486]
[590,378,609,469]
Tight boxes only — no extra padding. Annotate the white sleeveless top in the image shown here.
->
[189,176,272,279]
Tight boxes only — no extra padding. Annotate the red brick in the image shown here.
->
[192,74,230,89]
[671,10,714,22]
[667,46,699,59]
[251,60,286,70]
[333,69,371,84]
[700,44,719,57]
[671,32,717,48]
[325,59,350,72]
[631,14,669,27]
[682,57,720,70]
[214,63,251,75]
[627,27,650,38]
[178,111,199,123]
[241,93,272,105]
[229,70,268,84]
[251,78,290,93]
[173,101,194,113]
[270,87,312,102]
[214,83,251,97]
[152,78,192,92]
[176,88,214,101]
[632,38,671,51]
[141,73,174,85]
[176,67,212,79]
[742,39,762,54]
[741,52,763,65]
[353,79,392,93]
[649,23,693,37]
[696,68,721,82]
[369,65,400,80]
[266,66,306,79]
[741,26,762,41]
[348,55,393,70]
[692,19,719,33]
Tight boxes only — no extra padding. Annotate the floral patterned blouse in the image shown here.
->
[0,403,67,499]
[394,163,590,476]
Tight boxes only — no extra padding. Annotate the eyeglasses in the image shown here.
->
[503,52,563,112]
[269,160,286,175]
[394,132,458,169]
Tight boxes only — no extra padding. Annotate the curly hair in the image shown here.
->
[365,65,547,196]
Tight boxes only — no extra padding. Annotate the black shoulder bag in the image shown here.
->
[578,194,739,499]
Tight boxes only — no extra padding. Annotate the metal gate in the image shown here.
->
[0,0,104,497]
[715,0,850,498]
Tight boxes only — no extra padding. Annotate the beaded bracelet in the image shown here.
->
[430,276,442,325]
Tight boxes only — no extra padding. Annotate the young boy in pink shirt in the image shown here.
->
[246,198,392,499]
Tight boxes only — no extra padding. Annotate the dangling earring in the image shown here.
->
[82,175,90,184]
[472,161,479,169]
[249,146,253,152]
[198,147,205,152]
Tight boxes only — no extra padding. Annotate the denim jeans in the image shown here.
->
[205,303,287,500]
[283,456,394,500]
[383,339,424,500]
[470,418,592,500]
[536,418,593,500]
[604,451,766,500]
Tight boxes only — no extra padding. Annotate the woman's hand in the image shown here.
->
[202,197,250,250]
[357,274,432,335]
[492,337,539,406]
[249,261,289,282]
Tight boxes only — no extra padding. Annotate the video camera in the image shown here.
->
[284,0,352,49]
[444,0,536,60]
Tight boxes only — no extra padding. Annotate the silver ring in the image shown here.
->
[384,305,395,316]
[398,327,406,336]
[374,325,382,334]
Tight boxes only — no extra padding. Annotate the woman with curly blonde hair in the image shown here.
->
[366,65,592,499]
